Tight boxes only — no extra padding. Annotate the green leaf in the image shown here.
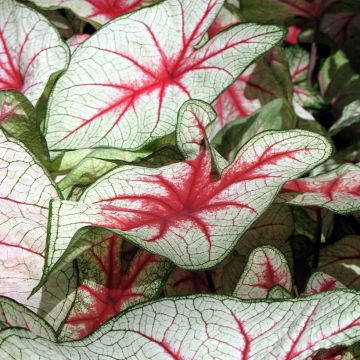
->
[0,91,49,164]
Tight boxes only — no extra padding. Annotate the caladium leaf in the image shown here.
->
[1,291,360,359]
[233,246,292,299]
[280,164,360,215]
[60,230,172,340]
[30,0,149,26]
[208,0,240,37]
[320,11,360,47]
[213,47,293,127]
[286,46,324,111]
[267,284,292,299]
[67,34,91,53]
[329,100,360,136]
[236,0,338,22]
[318,235,360,288]
[0,129,76,330]
[213,99,296,161]
[0,0,68,106]
[44,0,285,152]
[318,51,360,118]
[0,297,56,340]
[33,128,331,293]
[0,90,48,163]
[225,204,294,295]
[304,272,346,296]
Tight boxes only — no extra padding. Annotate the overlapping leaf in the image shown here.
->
[0,0,68,105]
[304,272,346,295]
[281,164,360,214]
[30,0,149,25]
[60,230,172,340]
[44,0,284,152]
[318,235,360,288]
[0,129,76,330]
[213,48,293,127]
[233,246,292,299]
[0,297,56,340]
[34,123,332,295]
[1,291,360,359]
[0,91,48,163]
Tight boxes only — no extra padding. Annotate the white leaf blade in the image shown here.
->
[1,291,360,360]
[45,0,284,151]
[0,130,75,330]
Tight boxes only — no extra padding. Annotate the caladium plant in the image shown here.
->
[0,0,360,358]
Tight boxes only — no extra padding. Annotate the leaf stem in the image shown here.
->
[311,209,322,271]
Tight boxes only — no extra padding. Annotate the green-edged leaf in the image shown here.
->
[176,99,217,160]
[0,91,48,163]
[267,285,292,299]
[212,98,296,161]
[0,129,76,330]
[280,164,360,214]
[44,0,284,152]
[233,246,292,299]
[0,0,68,106]
[1,291,360,359]
[34,128,331,293]
[59,230,172,340]
[0,297,56,340]
[226,204,294,295]
[286,46,324,112]
[318,235,360,288]
[329,100,360,136]
[304,272,346,296]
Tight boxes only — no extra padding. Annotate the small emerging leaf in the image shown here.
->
[304,272,346,296]
[233,246,292,299]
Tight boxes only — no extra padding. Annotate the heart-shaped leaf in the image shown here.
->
[44,0,284,152]
[1,291,360,359]
[0,0,68,105]
[280,164,360,214]
[0,129,76,330]
[30,0,149,25]
[59,230,172,340]
[233,246,292,299]
[34,124,331,294]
